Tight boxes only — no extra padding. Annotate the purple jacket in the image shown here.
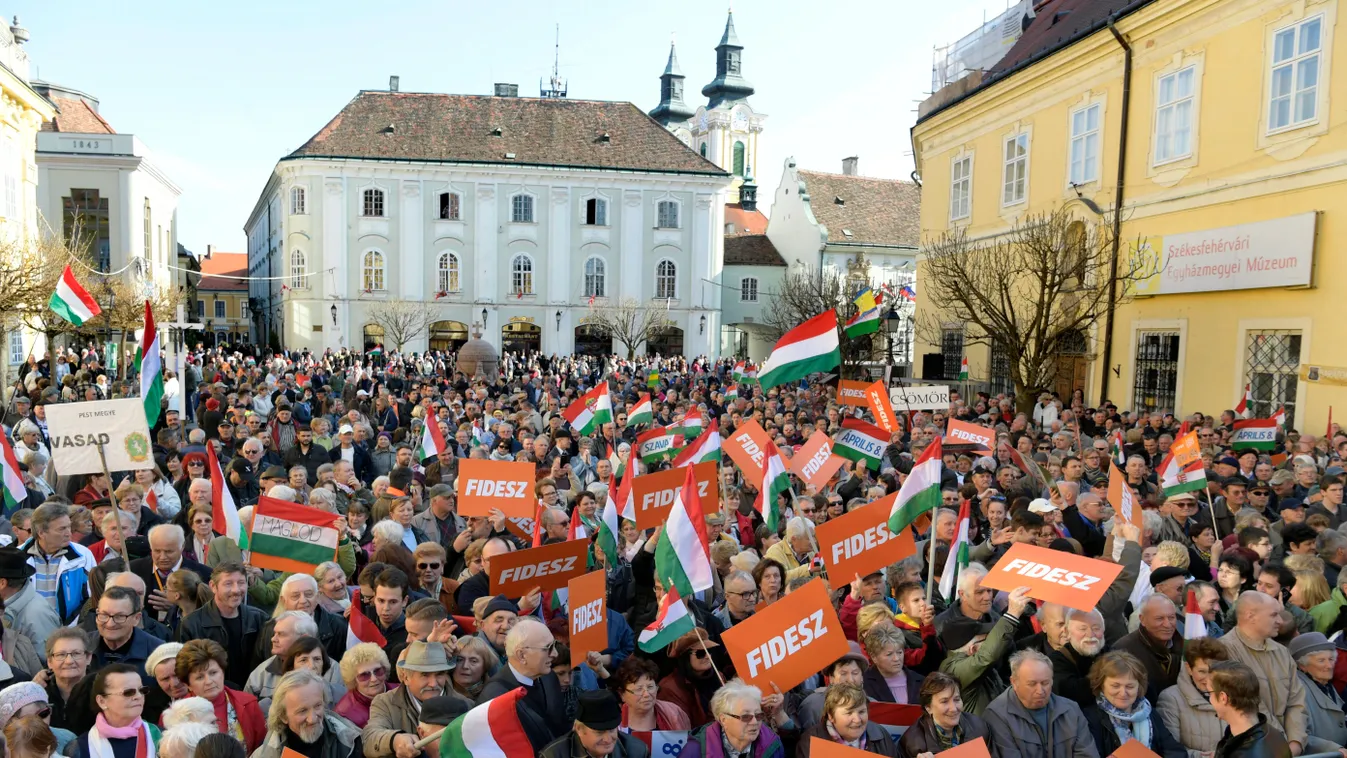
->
[677,722,786,758]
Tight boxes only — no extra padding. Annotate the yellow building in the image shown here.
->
[912,0,1346,431]
[198,252,250,348]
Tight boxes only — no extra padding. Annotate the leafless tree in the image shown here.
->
[916,207,1154,412]
[762,266,879,377]
[367,300,439,352]
[585,298,667,360]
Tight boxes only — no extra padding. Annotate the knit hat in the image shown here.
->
[146,642,184,681]
[482,595,518,620]
[0,681,47,729]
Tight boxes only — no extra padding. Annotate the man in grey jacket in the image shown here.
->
[1220,590,1309,754]
[983,649,1099,758]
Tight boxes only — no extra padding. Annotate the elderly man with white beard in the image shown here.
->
[252,669,363,758]
[1047,608,1107,710]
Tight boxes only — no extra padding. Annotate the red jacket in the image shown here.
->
[211,688,266,754]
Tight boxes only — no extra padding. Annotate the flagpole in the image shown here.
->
[97,443,130,565]
[1204,487,1222,544]
[924,509,939,605]
[696,633,726,686]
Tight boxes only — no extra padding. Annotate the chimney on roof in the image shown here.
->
[494,83,519,97]
[842,156,859,176]
[389,76,399,92]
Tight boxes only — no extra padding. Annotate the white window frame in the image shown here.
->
[289,250,307,289]
[1001,133,1028,207]
[214,300,225,319]
[655,259,678,300]
[1154,65,1197,165]
[1068,103,1102,185]
[363,250,386,291]
[362,188,385,218]
[240,300,249,321]
[437,252,461,293]
[583,255,606,298]
[656,199,681,229]
[7,330,21,365]
[510,193,535,223]
[1268,14,1324,133]
[437,192,461,221]
[290,186,306,215]
[510,253,535,295]
[740,277,759,303]
[949,154,972,221]
[583,197,608,227]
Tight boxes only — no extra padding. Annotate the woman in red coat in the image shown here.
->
[176,639,266,753]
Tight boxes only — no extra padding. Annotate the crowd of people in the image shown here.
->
[0,343,1338,758]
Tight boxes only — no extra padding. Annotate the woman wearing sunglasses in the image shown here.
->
[333,643,393,728]
[677,678,787,758]
[0,682,76,757]
[174,453,209,508]
[76,663,160,758]
[658,629,723,730]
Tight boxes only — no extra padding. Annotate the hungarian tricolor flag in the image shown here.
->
[605,443,625,480]
[938,498,972,602]
[757,439,791,532]
[1235,383,1253,418]
[638,586,696,653]
[888,438,943,534]
[1158,448,1207,497]
[627,394,654,426]
[957,356,969,381]
[654,466,714,597]
[1109,429,1126,466]
[758,310,841,390]
[418,419,447,461]
[207,442,242,548]
[675,408,704,441]
[48,265,101,326]
[346,588,388,650]
[1184,590,1207,640]
[732,361,746,383]
[563,384,613,435]
[0,432,26,513]
[672,422,721,467]
[1273,406,1288,430]
[724,384,739,404]
[1232,418,1279,451]
[139,301,164,428]
[250,496,340,574]
[598,454,636,563]
[636,426,683,464]
[440,686,535,758]
[832,417,889,470]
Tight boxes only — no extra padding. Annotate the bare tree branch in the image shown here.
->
[763,266,882,377]
[583,298,667,360]
[367,300,439,352]
[916,207,1154,411]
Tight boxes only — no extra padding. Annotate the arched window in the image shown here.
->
[289,187,306,215]
[438,192,460,221]
[511,254,534,295]
[584,256,606,298]
[363,250,386,291]
[740,277,758,302]
[733,141,746,176]
[655,260,677,300]
[657,200,680,229]
[437,252,460,293]
[362,188,384,217]
[699,142,707,158]
[511,194,534,223]
[289,250,306,289]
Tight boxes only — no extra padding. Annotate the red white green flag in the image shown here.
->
[48,265,101,326]
[758,439,791,532]
[1232,418,1278,451]
[757,310,841,390]
[563,384,613,435]
[0,432,25,511]
[418,418,446,460]
[888,437,943,535]
[440,686,535,758]
[654,466,714,597]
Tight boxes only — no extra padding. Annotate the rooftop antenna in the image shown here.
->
[540,23,568,98]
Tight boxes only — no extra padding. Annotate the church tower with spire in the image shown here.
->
[651,10,766,203]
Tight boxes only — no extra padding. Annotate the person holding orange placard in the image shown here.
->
[897,672,993,758]
[795,683,898,756]
[939,585,1032,716]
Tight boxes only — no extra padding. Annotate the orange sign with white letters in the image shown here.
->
[836,380,869,408]
[630,462,719,530]
[457,459,536,518]
[489,538,590,598]
[865,380,899,433]
[723,420,771,482]
[567,570,607,669]
[944,419,995,452]
[720,579,849,693]
[790,432,847,486]
[978,542,1125,613]
[815,492,916,582]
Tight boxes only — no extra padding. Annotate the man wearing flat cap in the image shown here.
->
[0,546,57,653]
[365,641,469,758]
[415,695,472,758]
[541,690,649,758]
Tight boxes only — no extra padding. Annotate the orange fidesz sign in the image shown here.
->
[457,459,537,518]
[489,538,590,598]
[567,570,608,668]
[720,579,849,693]
[629,462,718,530]
[815,492,916,582]
[978,542,1125,613]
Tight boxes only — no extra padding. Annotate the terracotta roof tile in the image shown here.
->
[287,91,727,176]
[797,171,921,247]
[199,253,248,291]
[724,233,785,266]
[724,203,768,235]
[40,96,115,134]
[992,0,1150,75]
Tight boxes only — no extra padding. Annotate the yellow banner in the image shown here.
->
[1299,364,1347,387]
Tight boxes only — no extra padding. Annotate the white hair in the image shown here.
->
[709,678,762,719]
[274,609,319,636]
[1142,510,1163,535]
[309,488,336,511]
[1009,648,1051,677]
[957,562,989,596]
[160,722,214,758]
[162,697,216,729]
[504,617,549,660]
[785,516,814,541]
[268,485,298,502]
[267,669,327,734]
[102,509,136,531]
[371,520,404,546]
[1066,607,1104,627]
[148,523,185,548]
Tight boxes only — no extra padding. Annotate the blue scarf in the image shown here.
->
[1095,694,1152,749]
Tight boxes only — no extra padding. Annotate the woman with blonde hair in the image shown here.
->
[333,643,392,728]
[1083,651,1185,758]
[164,570,211,620]
[856,605,896,648]
[450,636,499,701]
[1292,571,1332,610]
[798,683,897,755]
[4,715,57,758]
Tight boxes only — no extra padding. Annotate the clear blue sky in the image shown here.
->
[21,0,1014,255]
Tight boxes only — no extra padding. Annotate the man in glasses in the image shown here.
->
[715,570,758,628]
[91,586,165,679]
[479,617,567,751]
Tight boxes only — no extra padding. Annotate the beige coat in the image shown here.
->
[1156,664,1223,758]
[763,540,813,583]
[1221,628,1309,747]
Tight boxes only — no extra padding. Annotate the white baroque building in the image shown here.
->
[246,87,731,358]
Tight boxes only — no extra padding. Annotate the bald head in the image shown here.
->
[1235,589,1283,642]
[106,572,147,604]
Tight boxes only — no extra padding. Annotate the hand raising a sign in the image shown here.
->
[1006,586,1032,618]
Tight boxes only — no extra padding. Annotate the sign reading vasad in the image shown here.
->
[1132,212,1317,296]
[46,398,155,475]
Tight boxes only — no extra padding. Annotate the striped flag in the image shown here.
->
[627,394,654,426]
[563,384,613,435]
[605,443,625,480]
[957,356,969,381]
[938,498,972,602]
[732,361,746,383]
[638,586,696,653]
[0,432,25,513]
[832,418,889,470]
[250,496,339,574]
[207,441,242,548]
[1273,406,1288,430]
[888,438,943,535]
[1158,449,1207,497]
[1110,429,1126,466]
[139,301,164,428]
[347,588,387,649]
[757,440,790,533]
[440,686,535,758]
[1183,590,1207,640]
[418,418,447,461]
[647,370,660,389]
[47,265,102,326]
[1232,418,1279,451]
[636,426,683,464]
[672,422,721,467]
[675,408,704,441]
[758,310,841,390]
[598,458,636,565]
[654,466,714,597]
[1235,383,1253,418]
[725,384,739,403]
